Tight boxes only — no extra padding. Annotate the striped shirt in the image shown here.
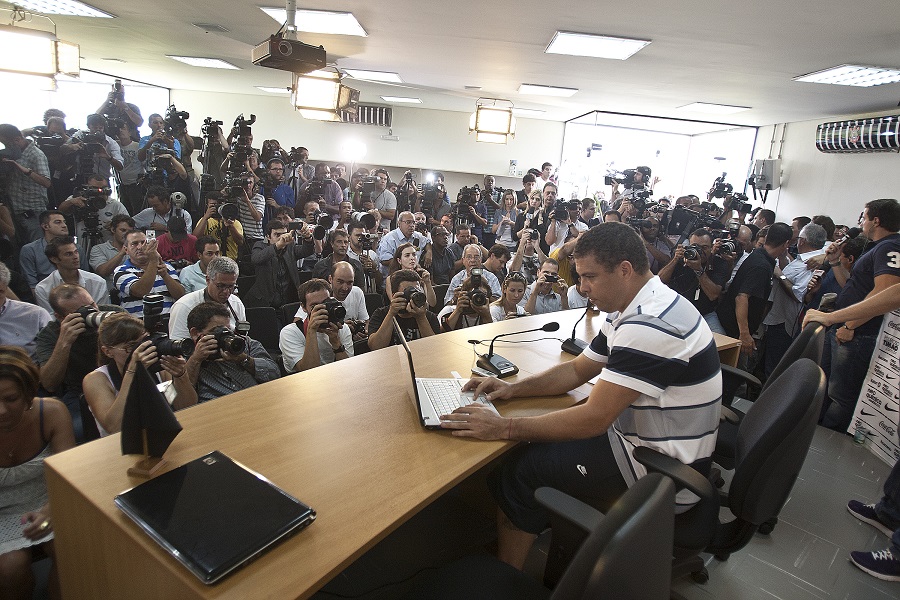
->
[7,141,50,213]
[113,258,180,317]
[584,276,721,509]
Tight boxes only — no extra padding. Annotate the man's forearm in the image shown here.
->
[40,343,72,392]
[657,259,677,284]
[295,334,323,372]
[697,272,722,301]
[126,268,158,298]
[735,294,751,335]
[367,314,397,350]
[93,253,123,278]
[162,273,185,299]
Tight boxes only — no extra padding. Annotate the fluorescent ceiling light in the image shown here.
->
[676,102,751,115]
[381,96,421,103]
[11,0,114,18]
[0,27,57,76]
[793,65,900,87]
[518,83,577,97]
[259,7,366,37]
[256,86,291,94]
[343,69,402,83]
[167,56,240,70]
[512,108,545,117]
[546,31,650,60]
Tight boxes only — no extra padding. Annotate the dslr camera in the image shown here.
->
[143,294,194,373]
[321,297,347,324]
[683,244,703,262]
[211,326,246,354]
[401,285,427,308]
[467,268,489,308]
[76,305,118,328]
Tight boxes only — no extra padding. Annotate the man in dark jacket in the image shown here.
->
[242,221,314,311]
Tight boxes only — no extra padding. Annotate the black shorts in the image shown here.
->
[488,432,629,535]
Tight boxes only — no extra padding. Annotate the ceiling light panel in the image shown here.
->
[793,65,900,87]
[518,84,578,97]
[381,96,421,103]
[167,56,240,69]
[546,31,650,60]
[344,69,402,83]
[676,102,751,114]
[260,8,367,36]
[12,0,114,18]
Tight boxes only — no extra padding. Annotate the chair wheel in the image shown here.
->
[690,568,709,584]
[714,476,726,488]
[714,553,730,562]
[758,517,777,535]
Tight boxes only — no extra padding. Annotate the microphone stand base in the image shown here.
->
[561,338,588,357]
[476,354,519,378]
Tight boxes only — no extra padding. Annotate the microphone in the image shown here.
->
[476,322,560,378]
[836,227,861,245]
[561,307,590,356]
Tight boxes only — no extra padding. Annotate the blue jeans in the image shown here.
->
[820,327,878,432]
[876,459,900,553]
[704,312,727,335]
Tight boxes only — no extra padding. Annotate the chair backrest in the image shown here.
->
[244,306,281,352]
[280,301,303,326]
[79,394,101,443]
[430,284,450,311]
[761,322,825,392]
[550,474,675,600]
[236,274,256,297]
[365,293,384,316]
[730,358,825,524]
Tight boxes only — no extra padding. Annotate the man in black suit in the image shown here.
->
[242,221,314,311]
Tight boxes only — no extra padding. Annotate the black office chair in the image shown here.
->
[79,394,101,443]
[352,338,371,356]
[244,306,281,356]
[235,274,256,297]
[280,301,303,326]
[365,293,384,316]
[431,283,450,311]
[634,358,826,585]
[399,473,676,600]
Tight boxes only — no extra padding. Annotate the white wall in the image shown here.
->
[170,89,563,194]
[753,116,900,227]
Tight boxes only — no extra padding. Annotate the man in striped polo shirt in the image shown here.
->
[113,230,186,318]
[450,222,722,570]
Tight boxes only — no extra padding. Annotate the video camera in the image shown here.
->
[709,172,733,199]
[552,199,579,221]
[143,294,194,373]
[358,231,377,251]
[108,79,125,103]
[201,116,223,137]
[626,217,654,230]
[163,104,189,136]
[723,191,752,214]
[361,176,379,196]
[73,185,110,211]
[226,113,256,175]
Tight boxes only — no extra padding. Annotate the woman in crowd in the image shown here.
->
[385,242,437,307]
[490,272,528,321]
[0,346,75,600]
[492,189,520,252]
[82,314,196,436]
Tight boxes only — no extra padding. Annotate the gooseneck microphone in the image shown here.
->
[475,321,560,378]
[561,307,590,356]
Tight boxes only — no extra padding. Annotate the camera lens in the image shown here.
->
[402,286,427,308]
[468,289,488,307]
[323,297,347,324]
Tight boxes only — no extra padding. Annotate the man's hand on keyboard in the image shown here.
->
[461,376,514,404]
[440,404,509,440]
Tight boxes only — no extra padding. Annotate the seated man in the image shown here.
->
[168,257,246,340]
[178,236,220,293]
[438,274,495,330]
[445,223,722,570]
[483,244,511,283]
[35,283,124,442]
[0,262,51,360]
[312,229,364,288]
[377,211,432,274]
[427,225,455,285]
[184,301,280,403]
[279,278,354,373]
[367,269,441,350]
[155,214,196,266]
[523,258,570,315]
[113,229,186,318]
[20,210,69,292]
[445,244,502,305]
[35,235,109,312]
[89,214,134,295]
[293,262,369,331]
[133,186,193,233]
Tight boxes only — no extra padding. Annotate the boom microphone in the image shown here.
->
[561,307,590,356]
[475,321,560,378]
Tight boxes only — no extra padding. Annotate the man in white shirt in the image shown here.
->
[279,278,353,373]
[0,263,51,359]
[293,262,368,331]
[168,256,245,340]
[35,236,109,313]
[377,211,432,273]
[57,174,129,256]
[90,214,134,295]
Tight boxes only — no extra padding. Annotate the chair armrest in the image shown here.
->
[720,364,761,390]
[535,487,603,535]
[632,447,717,505]
[720,405,741,425]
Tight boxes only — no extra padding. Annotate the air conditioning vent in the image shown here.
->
[341,104,392,126]
[816,116,900,153]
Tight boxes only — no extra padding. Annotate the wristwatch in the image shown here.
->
[332,344,346,354]
[241,356,253,369]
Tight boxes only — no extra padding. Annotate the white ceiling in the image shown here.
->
[17,0,900,126]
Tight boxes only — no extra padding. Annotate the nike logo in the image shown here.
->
[861,409,877,417]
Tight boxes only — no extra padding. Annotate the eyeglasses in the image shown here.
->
[213,282,236,291]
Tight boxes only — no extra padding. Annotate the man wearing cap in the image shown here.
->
[156,214,197,265]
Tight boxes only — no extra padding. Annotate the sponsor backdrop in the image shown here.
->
[850,309,900,466]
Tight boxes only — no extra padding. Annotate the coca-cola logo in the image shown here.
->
[888,320,900,332]
[879,421,897,437]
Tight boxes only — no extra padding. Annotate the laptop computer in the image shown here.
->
[393,317,499,429]
[115,450,316,585]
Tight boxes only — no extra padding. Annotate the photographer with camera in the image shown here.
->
[445,244,502,305]
[66,114,124,181]
[378,211,432,273]
[114,230,186,318]
[507,227,548,285]
[0,124,52,244]
[439,270,495,330]
[385,242,437,307]
[279,278,353,373]
[83,313,196,436]
[58,174,129,252]
[299,163,344,216]
[19,210,69,292]
[523,258,569,315]
[89,214,135,294]
[97,79,143,143]
[226,173,265,250]
[546,196,587,254]
[419,179,451,228]
[288,147,314,195]
[243,221,314,310]
[369,169,397,230]
[133,186,193,233]
[168,256,246,340]
[35,235,109,313]
[184,301,279,403]
[137,113,181,162]
[367,269,441,350]
[34,283,125,441]
[113,121,145,215]
[260,158,295,217]
[658,228,730,325]
[193,197,244,260]
[347,220,383,294]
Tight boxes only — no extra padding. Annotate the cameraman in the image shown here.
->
[35,235,109,312]
[133,186,193,233]
[507,228,548,285]
[0,124,52,244]
[260,158,295,215]
[243,221,313,310]
[347,220,383,293]
[439,274,495,330]
[58,174,129,250]
[367,270,441,350]
[231,175,265,248]
[370,169,397,230]
[34,283,124,441]
[97,80,143,142]
[89,214,135,294]
[168,256,246,340]
[279,278,353,373]
[137,113,181,161]
[658,228,730,325]
[636,216,673,274]
[378,211,432,273]
[545,197,587,254]
[193,197,244,260]
[299,163,344,216]
[524,258,569,315]
[113,121,145,215]
[184,302,280,403]
[66,114,123,180]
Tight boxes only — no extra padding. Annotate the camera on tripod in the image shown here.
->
[226,114,256,175]
[163,104,189,137]
[143,294,194,373]
[358,231,377,251]
[710,172,733,199]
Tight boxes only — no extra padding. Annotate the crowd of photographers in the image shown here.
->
[0,80,896,461]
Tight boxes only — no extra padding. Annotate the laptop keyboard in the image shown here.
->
[421,379,470,416]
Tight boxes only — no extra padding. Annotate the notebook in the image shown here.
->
[393,317,499,429]
[115,450,316,584]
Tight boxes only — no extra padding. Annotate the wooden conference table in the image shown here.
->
[45,309,740,600]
